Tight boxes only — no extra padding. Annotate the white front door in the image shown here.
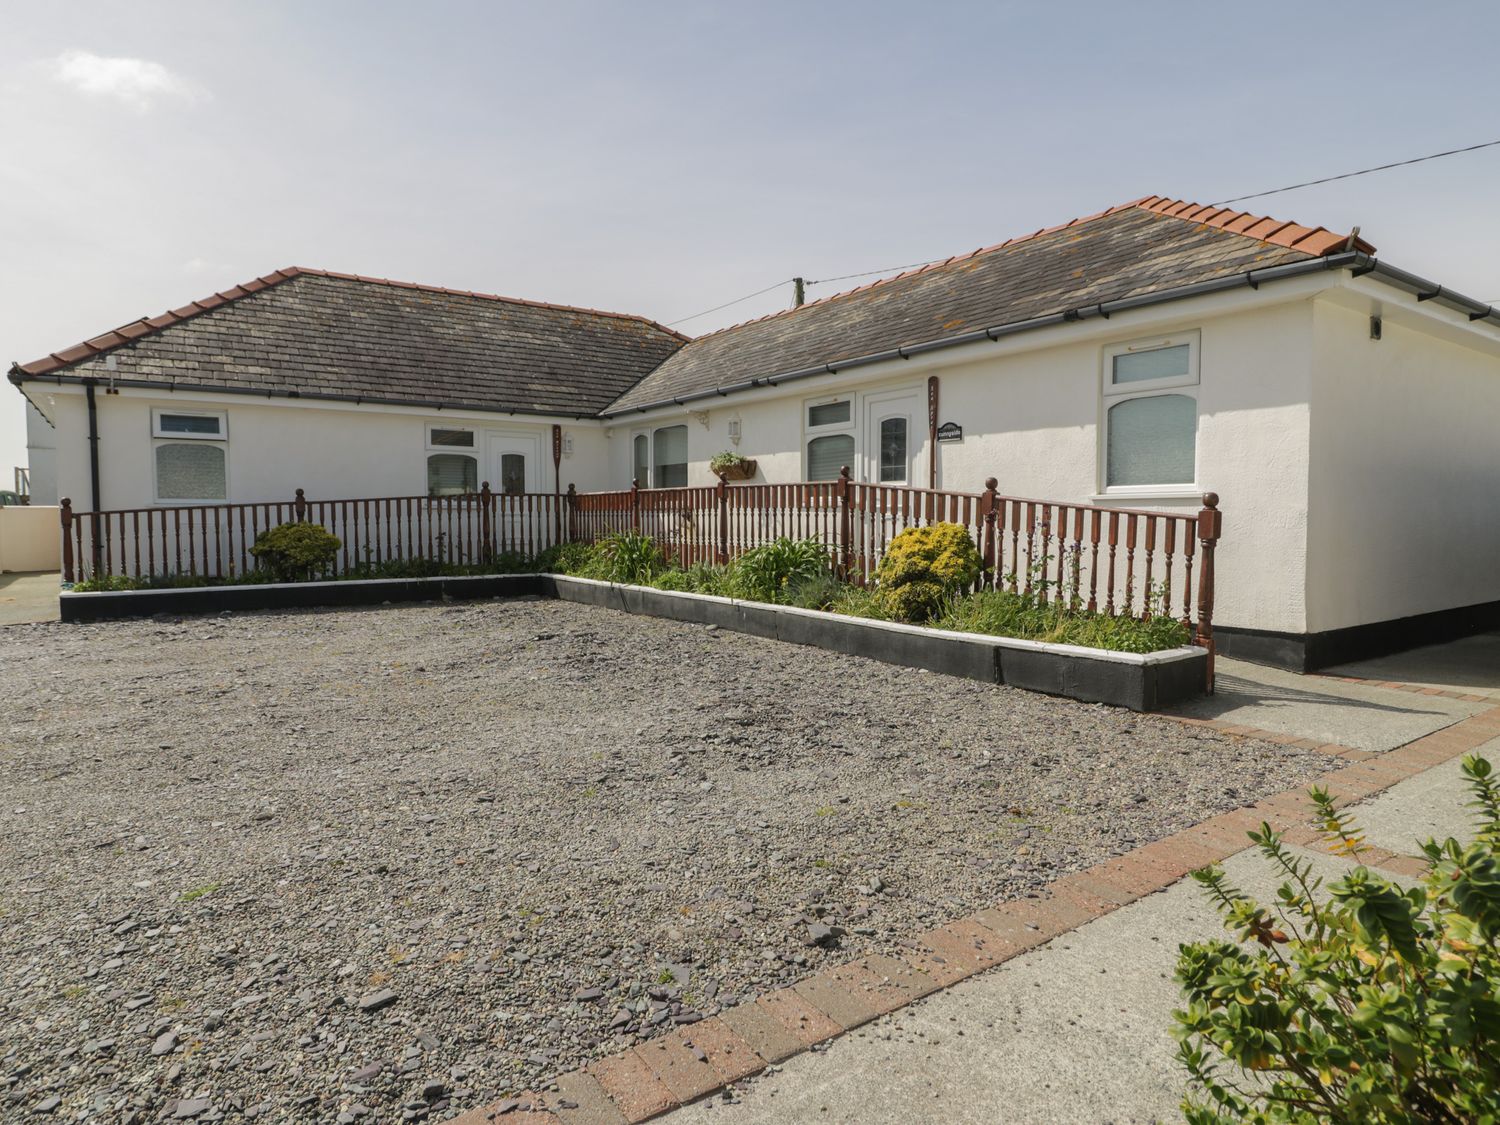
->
[862,389,922,486]
[486,432,542,495]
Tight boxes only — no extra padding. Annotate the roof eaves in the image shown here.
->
[601,253,1363,417]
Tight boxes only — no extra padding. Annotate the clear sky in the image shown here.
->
[3,1,1498,482]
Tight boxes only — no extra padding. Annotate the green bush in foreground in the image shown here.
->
[1175,755,1500,1124]
[249,522,342,582]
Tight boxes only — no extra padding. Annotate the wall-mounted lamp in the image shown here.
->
[1369,315,1382,341]
[727,418,741,445]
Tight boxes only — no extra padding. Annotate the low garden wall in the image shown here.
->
[60,574,1206,711]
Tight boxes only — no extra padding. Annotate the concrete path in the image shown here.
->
[658,648,1500,1125]
[1167,655,1484,752]
[0,571,59,625]
[668,844,1415,1125]
[1327,632,1500,699]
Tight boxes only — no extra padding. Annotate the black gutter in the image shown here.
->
[2,369,602,422]
[84,379,101,512]
[601,252,1500,418]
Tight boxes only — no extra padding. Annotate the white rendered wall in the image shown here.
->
[1307,298,1500,633]
[36,388,614,511]
[610,297,1318,635]
[23,400,58,504]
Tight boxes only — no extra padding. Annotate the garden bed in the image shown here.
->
[548,576,1207,711]
[60,574,1207,710]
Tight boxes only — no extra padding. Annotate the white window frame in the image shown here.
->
[1098,331,1201,498]
[650,423,689,489]
[424,424,478,496]
[426,424,476,450]
[153,408,226,440]
[152,409,228,504]
[630,429,652,487]
[802,394,856,481]
[628,425,690,488]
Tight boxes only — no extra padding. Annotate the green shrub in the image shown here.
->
[876,523,982,589]
[884,579,949,624]
[782,572,847,611]
[1175,755,1500,1124]
[873,523,981,623]
[726,537,830,603]
[935,589,1189,652]
[248,522,342,582]
[651,562,730,595]
[591,533,666,585]
[827,582,890,620]
[537,540,598,575]
[71,572,210,592]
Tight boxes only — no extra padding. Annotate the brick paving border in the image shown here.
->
[453,704,1500,1125]
[1313,672,1500,704]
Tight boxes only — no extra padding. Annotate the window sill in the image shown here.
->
[1090,488,1205,505]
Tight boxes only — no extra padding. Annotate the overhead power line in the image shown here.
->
[664,279,790,327]
[668,138,1500,329]
[1211,138,1500,206]
[665,258,945,328]
[805,259,945,287]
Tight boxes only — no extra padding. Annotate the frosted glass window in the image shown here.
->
[1106,395,1196,486]
[807,434,854,481]
[633,434,650,486]
[652,425,688,488]
[500,453,526,495]
[1112,344,1190,385]
[879,417,908,482]
[427,453,477,496]
[808,400,851,427]
[156,443,226,500]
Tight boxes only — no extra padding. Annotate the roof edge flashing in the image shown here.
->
[601,256,1353,417]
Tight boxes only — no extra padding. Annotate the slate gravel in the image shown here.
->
[0,599,1331,1122]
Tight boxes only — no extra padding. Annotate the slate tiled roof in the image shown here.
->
[602,196,1373,414]
[10,268,687,418]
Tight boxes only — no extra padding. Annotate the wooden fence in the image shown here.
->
[60,485,566,585]
[61,469,1220,673]
[567,470,1220,661]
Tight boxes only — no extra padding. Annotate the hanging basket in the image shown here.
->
[714,459,757,481]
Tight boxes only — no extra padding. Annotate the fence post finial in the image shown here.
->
[294,488,307,522]
[1195,492,1222,694]
[59,498,74,584]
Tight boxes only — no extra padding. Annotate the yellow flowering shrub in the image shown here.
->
[874,523,982,623]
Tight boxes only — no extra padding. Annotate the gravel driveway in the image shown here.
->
[0,598,1330,1122]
